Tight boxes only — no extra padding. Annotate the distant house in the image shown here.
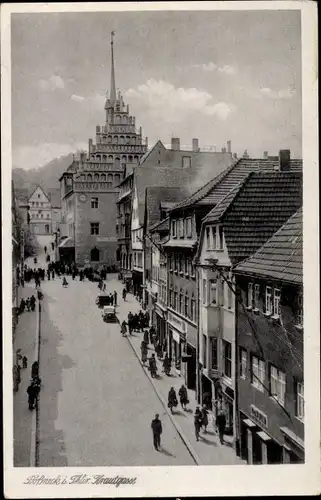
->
[28,186,52,235]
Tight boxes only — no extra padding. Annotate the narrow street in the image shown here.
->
[37,273,194,466]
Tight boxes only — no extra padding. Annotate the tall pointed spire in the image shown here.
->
[110,31,116,106]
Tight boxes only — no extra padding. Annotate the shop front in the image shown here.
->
[155,303,167,346]
[167,311,186,374]
[184,324,197,391]
[239,406,289,464]
[132,269,143,299]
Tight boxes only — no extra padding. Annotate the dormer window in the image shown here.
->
[185,217,192,238]
[265,286,272,315]
[273,288,281,317]
[247,282,253,309]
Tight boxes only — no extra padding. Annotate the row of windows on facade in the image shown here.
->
[202,277,234,310]
[78,174,121,185]
[171,217,193,239]
[246,282,303,325]
[202,337,304,420]
[30,212,51,219]
[96,136,141,146]
[205,225,225,250]
[133,251,143,268]
[89,154,140,163]
[29,201,50,208]
[168,253,196,277]
[132,229,143,244]
[105,114,134,125]
[168,288,196,323]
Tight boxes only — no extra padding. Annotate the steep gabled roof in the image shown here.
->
[234,207,303,284]
[172,157,303,212]
[139,140,166,165]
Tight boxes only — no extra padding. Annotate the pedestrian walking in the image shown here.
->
[25,298,30,311]
[168,387,178,414]
[19,298,26,314]
[120,320,127,337]
[201,405,209,432]
[22,356,28,369]
[13,364,21,392]
[216,410,226,444]
[114,291,117,306]
[31,361,39,379]
[149,353,157,378]
[140,340,148,364]
[27,381,38,410]
[44,245,47,254]
[178,384,189,410]
[143,329,149,345]
[163,353,171,376]
[109,293,114,306]
[151,413,162,451]
[51,242,54,251]
[122,288,127,301]
[194,407,203,441]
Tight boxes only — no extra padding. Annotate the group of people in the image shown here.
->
[18,294,36,314]
[99,289,118,306]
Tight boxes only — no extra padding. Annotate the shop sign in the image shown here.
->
[168,311,187,333]
[250,405,268,428]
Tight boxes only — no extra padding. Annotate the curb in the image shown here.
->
[29,296,41,467]
[125,333,202,466]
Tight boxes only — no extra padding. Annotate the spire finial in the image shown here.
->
[110,31,116,105]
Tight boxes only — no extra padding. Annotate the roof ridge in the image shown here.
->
[172,158,240,211]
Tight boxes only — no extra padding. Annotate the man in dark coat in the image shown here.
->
[151,413,162,451]
[216,410,226,444]
[114,291,117,306]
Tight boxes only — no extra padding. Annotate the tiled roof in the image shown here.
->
[234,207,302,284]
[172,157,303,212]
[149,217,170,234]
[219,171,303,265]
[203,177,249,223]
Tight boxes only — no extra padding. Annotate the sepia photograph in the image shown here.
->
[2,1,319,498]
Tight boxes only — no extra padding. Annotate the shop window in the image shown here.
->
[91,197,99,209]
[269,365,286,406]
[239,348,247,379]
[203,335,207,368]
[265,286,272,315]
[273,288,281,317]
[209,279,217,305]
[247,282,253,308]
[210,338,218,370]
[223,341,232,379]
[251,355,265,392]
[90,222,100,235]
[296,381,304,420]
[90,247,100,262]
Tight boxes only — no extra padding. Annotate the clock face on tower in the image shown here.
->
[79,194,87,203]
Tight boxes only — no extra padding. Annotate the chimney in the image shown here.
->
[233,152,238,159]
[243,149,249,159]
[139,126,142,136]
[263,151,268,159]
[145,137,148,148]
[227,140,232,153]
[278,149,291,171]
[171,137,180,151]
[221,147,226,153]
[192,138,199,152]
[96,125,100,134]
[88,139,93,154]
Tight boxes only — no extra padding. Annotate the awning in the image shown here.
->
[257,431,271,442]
[162,239,197,249]
[59,237,75,249]
[243,418,256,428]
[280,427,305,450]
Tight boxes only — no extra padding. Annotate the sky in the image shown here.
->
[11,9,302,170]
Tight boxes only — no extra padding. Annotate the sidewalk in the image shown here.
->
[13,283,38,466]
[115,286,245,466]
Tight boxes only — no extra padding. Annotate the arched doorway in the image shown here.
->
[90,247,100,262]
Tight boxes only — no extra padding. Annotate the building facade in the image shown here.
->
[59,33,147,267]
[196,165,303,446]
[234,208,304,464]
[28,185,52,235]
